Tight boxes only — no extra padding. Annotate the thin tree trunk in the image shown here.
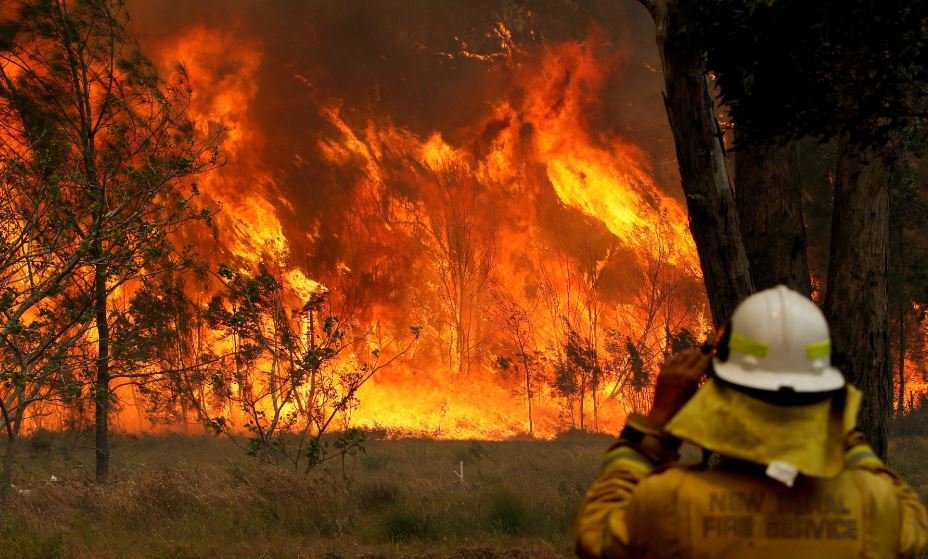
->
[642,0,754,325]
[579,378,586,431]
[94,256,110,483]
[823,143,891,459]
[519,354,534,436]
[0,399,18,503]
[736,140,811,295]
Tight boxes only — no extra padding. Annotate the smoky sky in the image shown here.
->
[126,0,678,278]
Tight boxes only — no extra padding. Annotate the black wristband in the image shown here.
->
[619,423,646,444]
[613,414,682,464]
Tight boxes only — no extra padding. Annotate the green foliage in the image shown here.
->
[201,262,416,472]
[0,0,219,479]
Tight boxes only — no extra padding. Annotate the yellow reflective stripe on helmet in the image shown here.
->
[729,333,769,357]
[806,339,831,359]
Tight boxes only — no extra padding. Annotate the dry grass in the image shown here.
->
[2,428,925,559]
[0,432,611,558]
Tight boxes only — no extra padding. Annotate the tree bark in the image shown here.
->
[824,144,891,459]
[736,141,811,295]
[643,0,754,325]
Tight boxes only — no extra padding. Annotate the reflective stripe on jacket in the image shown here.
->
[575,443,928,559]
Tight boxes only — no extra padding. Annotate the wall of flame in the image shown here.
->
[93,1,707,438]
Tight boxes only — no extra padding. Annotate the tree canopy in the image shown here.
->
[685,0,928,149]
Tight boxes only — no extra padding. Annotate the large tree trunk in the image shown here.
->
[642,0,754,325]
[736,141,811,295]
[824,144,892,459]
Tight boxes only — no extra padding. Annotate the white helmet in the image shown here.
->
[713,285,845,393]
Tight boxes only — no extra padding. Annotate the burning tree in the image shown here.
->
[0,0,219,482]
[108,272,222,429]
[419,162,495,375]
[0,1,724,445]
[490,286,542,436]
[205,263,418,470]
[0,157,99,497]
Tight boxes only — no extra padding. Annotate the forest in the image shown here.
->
[0,0,926,557]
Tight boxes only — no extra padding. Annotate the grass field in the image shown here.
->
[0,429,925,559]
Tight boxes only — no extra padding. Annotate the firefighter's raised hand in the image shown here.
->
[648,349,710,424]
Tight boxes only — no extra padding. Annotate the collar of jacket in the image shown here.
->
[664,378,861,478]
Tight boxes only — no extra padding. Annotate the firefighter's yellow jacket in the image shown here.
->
[575,435,928,559]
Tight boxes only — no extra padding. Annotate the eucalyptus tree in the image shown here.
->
[0,0,219,481]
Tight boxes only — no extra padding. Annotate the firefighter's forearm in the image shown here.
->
[574,445,654,559]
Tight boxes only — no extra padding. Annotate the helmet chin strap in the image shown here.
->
[712,373,843,406]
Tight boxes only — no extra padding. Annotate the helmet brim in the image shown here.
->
[712,358,846,393]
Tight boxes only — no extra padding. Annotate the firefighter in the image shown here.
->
[575,285,928,558]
